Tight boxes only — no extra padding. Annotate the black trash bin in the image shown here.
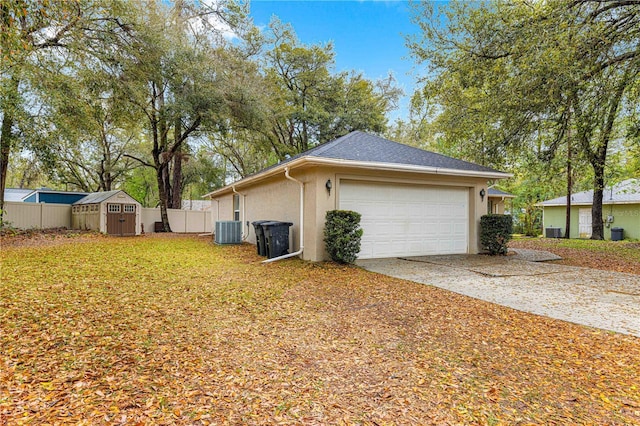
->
[252,220,273,256]
[611,227,624,241]
[262,221,293,259]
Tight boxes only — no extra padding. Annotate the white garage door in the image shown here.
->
[339,181,469,259]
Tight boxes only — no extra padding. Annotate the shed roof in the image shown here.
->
[74,190,133,205]
[5,188,34,202]
[205,131,510,198]
[22,188,89,200]
[540,178,640,206]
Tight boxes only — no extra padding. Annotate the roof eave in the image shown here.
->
[204,157,512,198]
[539,200,640,207]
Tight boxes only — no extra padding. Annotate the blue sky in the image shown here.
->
[248,0,425,121]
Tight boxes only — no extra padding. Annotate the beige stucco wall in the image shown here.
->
[212,164,491,261]
[488,196,511,214]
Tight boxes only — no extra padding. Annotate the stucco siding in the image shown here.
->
[213,174,304,253]
[543,204,640,240]
[212,165,491,261]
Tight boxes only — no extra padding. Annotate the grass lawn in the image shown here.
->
[509,237,640,275]
[1,234,639,424]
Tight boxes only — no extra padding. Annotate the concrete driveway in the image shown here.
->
[357,252,640,337]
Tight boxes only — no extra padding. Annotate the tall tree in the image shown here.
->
[37,66,141,192]
[0,0,135,220]
[264,20,400,159]
[115,0,260,231]
[408,0,640,239]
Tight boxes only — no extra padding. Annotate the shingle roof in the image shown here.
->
[488,188,515,197]
[74,190,123,205]
[205,131,509,198]
[540,178,640,206]
[281,131,502,173]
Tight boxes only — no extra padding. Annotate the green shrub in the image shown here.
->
[480,215,513,255]
[324,210,363,264]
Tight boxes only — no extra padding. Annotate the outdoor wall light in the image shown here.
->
[480,188,486,201]
[325,179,332,194]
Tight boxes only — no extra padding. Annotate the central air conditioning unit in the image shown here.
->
[545,227,562,238]
[215,221,242,244]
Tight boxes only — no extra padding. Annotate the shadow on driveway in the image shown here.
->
[357,253,640,337]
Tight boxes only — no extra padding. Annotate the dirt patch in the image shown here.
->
[0,227,108,248]
[509,238,640,275]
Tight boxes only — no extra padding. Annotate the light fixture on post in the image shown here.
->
[325,179,332,194]
[480,188,486,201]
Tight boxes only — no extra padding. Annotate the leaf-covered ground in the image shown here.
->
[1,234,639,425]
[509,238,640,275]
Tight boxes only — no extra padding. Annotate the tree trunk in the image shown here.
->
[564,133,572,239]
[172,122,183,209]
[0,110,14,222]
[589,70,629,240]
[591,162,605,240]
[151,83,172,233]
[156,163,172,232]
[0,76,19,223]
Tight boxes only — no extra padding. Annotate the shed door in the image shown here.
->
[339,181,469,259]
[107,203,136,236]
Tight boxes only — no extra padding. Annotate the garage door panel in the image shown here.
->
[340,181,469,259]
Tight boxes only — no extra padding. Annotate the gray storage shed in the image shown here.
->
[72,190,142,236]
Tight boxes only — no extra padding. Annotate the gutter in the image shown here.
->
[262,167,304,263]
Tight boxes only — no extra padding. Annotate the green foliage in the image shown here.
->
[324,210,363,264]
[263,20,401,159]
[480,215,513,255]
[408,0,640,239]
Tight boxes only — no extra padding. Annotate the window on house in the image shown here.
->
[124,204,135,213]
[233,194,240,221]
[108,204,121,213]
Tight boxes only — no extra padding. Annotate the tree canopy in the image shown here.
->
[1,1,400,225]
[407,0,640,239]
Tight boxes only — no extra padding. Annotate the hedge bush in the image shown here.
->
[480,214,513,255]
[324,210,363,264]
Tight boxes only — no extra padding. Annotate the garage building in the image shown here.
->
[205,131,510,261]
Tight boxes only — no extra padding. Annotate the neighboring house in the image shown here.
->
[22,188,89,204]
[487,188,515,214]
[540,178,640,240]
[205,131,510,261]
[4,188,34,202]
[72,190,142,236]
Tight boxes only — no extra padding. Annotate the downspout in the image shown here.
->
[262,166,304,263]
[232,186,248,241]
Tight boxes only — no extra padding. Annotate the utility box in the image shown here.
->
[262,221,293,259]
[611,227,624,241]
[545,227,562,238]
[215,221,242,244]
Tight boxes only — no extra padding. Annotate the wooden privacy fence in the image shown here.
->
[3,201,212,234]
